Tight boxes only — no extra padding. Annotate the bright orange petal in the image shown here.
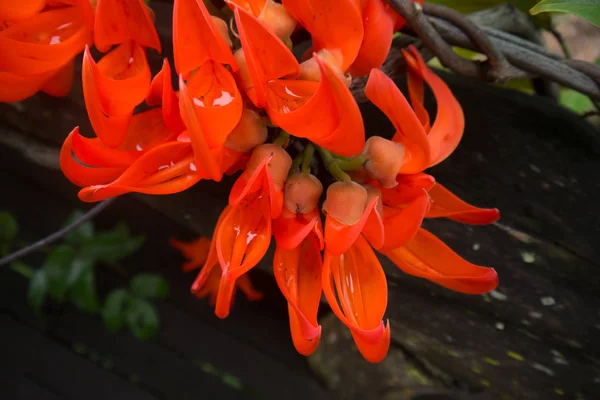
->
[0,6,92,75]
[147,59,186,134]
[274,234,323,356]
[325,195,379,256]
[402,46,464,166]
[233,3,299,107]
[281,0,363,70]
[214,196,272,317]
[379,173,435,207]
[117,108,177,152]
[382,228,499,294]
[173,0,235,77]
[322,236,390,363]
[365,68,430,173]
[380,191,430,250]
[60,128,125,187]
[347,0,395,77]
[0,70,49,102]
[94,0,161,52]
[273,208,324,251]
[41,59,75,97]
[0,0,45,21]
[170,236,212,272]
[426,183,500,225]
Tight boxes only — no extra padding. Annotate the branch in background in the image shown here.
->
[0,126,60,170]
[383,0,600,101]
[0,199,116,267]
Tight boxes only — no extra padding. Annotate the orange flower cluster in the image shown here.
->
[23,0,499,362]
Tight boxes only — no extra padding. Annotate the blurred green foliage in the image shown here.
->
[530,0,600,27]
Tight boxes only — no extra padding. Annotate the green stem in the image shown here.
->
[315,145,351,182]
[290,154,303,176]
[301,143,315,174]
[10,262,34,279]
[273,130,290,146]
[336,156,365,171]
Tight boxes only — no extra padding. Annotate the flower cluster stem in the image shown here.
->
[315,145,351,182]
[273,130,290,146]
[301,143,315,173]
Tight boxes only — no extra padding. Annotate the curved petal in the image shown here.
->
[233,4,299,107]
[325,196,378,256]
[0,70,49,102]
[215,195,272,318]
[95,41,151,115]
[361,198,384,250]
[322,236,390,363]
[71,130,140,168]
[170,236,212,272]
[117,108,177,152]
[347,0,395,77]
[82,46,132,148]
[147,59,186,134]
[365,68,430,173]
[382,228,499,294]
[94,0,161,52]
[426,183,500,224]
[380,191,430,250]
[173,0,236,77]
[186,61,243,149]
[178,74,222,181]
[402,46,464,167]
[380,173,435,207]
[192,207,230,293]
[60,128,125,187]
[0,0,45,21]
[41,59,75,97]
[227,0,266,16]
[273,208,324,251]
[0,7,92,75]
[266,55,364,156]
[274,235,323,356]
[281,0,363,70]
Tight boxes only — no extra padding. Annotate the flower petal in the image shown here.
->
[41,59,75,97]
[402,46,464,167]
[426,183,500,225]
[94,0,161,52]
[233,3,299,107]
[173,0,235,77]
[147,59,186,134]
[274,234,323,355]
[0,0,45,21]
[365,68,430,173]
[281,0,363,70]
[380,191,430,250]
[170,236,212,272]
[382,228,499,294]
[322,235,390,362]
[0,70,49,102]
[325,195,378,256]
[273,208,324,251]
[379,173,435,207]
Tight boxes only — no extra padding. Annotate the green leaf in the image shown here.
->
[28,269,47,311]
[530,0,600,27]
[44,245,75,300]
[69,263,100,313]
[560,88,595,114]
[80,223,144,263]
[130,273,169,299]
[102,289,131,332]
[63,210,95,245]
[0,211,18,248]
[125,298,159,340]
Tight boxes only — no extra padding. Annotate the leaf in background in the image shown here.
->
[130,273,169,299]
[44,245,75,300]
[69,263,100,313]
[0,211,18,252]
[530,0,600,27]
[560,88,595,114]
[28,269,48,312]
[63,210,95,245]
[125,298,159,340]
[102,289,132,332]
[66,254,95,287]
[80,223,144,263]
[427,0,551,27]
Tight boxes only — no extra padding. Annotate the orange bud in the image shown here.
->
[299,49,350,86]
[259,0,297,40]
[246,143,292,191]
[225,108,268,152]
[322,181,367,226]
[362,136,405,188]
[284,172,323,214]
[211,16,233,48]
[234,48,253,93]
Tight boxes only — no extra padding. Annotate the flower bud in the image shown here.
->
[362,136,405,188]
[364,185,383,217]
[259,0,297,40]
[322,181,368,226]
[299,49,350,86]
[284,173,323,214]
[246,144,292,191]
[234,48,253,94]
[225,108,268,152]
[211,16,233,48]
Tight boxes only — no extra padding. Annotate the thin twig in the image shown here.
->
[0,198,116,267]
